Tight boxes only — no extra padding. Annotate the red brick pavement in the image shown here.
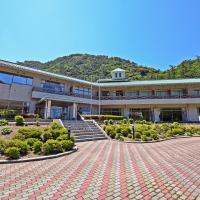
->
[0,137,200,200]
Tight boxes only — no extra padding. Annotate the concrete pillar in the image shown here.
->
[182,108,187,122]
[44,100,51,119]
[153,108,160,122]
[187,106,199,122]
[72,103,77,120]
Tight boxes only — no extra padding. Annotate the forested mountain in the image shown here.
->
[17,54,200,82]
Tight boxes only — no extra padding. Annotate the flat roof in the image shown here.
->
[1,59,200,88]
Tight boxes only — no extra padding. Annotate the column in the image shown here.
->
[124,107,129,117]
[187,106,199,122]
[72,103,77,120]
[153,108,160,122]
[44,100,51,119]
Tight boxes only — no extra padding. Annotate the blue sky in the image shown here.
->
[0,0,200,69]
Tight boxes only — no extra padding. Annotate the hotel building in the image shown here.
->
[1,60,200,122]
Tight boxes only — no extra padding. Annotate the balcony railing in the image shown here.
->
[33,87,200,101]
[32,87,98,100]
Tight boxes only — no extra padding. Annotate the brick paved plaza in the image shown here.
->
[0,138,200,200]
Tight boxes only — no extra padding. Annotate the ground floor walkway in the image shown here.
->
[0,138,200,200]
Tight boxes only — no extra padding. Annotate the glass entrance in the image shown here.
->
[51,106,63,119]
[159,108,183,122]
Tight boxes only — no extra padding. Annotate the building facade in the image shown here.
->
[1,60,200,122]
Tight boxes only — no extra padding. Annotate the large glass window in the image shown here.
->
[159,108,183,122]
[74,87,91,97]
[171,89,184,97]
[139,90,152,97]
[193,89,200,96]
[41,81,64,93]
[102,91,110,96]
[0,71,32,85]
[155,90,168,97]
[129,108,152,121]
[0,72,13,84]
[126,91,139,98]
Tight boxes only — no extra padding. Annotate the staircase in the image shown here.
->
[62,120,108,142]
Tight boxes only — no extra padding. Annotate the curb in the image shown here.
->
[114,135,200,144]
[0,146,78,164]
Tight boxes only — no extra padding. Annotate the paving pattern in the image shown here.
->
[0,137,200,200]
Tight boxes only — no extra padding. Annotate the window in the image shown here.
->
[0,71,32,85]
[155,90,168,97]
[193,89,200,96]
[74,87,91,97]
[102,91,110,96]
[171,89,184,97]
[115,90,124,96]
[139,90,152,97]
[126,91,139,97]
[115,73,118,78]
[0,72,13,84]
[41,80,64,93]
[119,72,121,78]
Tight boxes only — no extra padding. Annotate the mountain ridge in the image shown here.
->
[16,54,200,82]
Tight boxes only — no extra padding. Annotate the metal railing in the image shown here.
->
[32,87,200,101]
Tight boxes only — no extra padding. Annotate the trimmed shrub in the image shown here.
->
[17,127,43,139]
[60,140,74,151]
[0,119,8,126]
[33,141,43,153]
[141,135,148,141]
[25,138,40,148]
[1,127,12,135]
[135,132,141,139]
[165,130,173,137]
[41,131,52,142]
[6,140,28,155]
[128,134,132,138]
[108,119,113,125]
[115,133,122,140]
[171,128,184,136]
[129,118,134,124]
[0,139,6,152]
[12,133,26,140]
[105,126,115,135]
[56,134,68,141]
[151,134,159,140]
[50,128,67,139]
[0,109,16,119]
[122,119,128,124]
[121,127,131,137]
[5,147,20,159]
[15,115,25,126]
[104,120,109,125]
[43,139,63,155]
[50,122,63,130]
[110,130,116,139]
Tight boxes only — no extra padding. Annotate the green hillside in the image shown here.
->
[17,54,200,82]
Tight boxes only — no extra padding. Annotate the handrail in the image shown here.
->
[32,87,200,101]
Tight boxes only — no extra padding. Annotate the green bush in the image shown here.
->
[43,139,63,155]
[104,120,109,125]
[15,115,25,126]
[115,133,122,140]
[121,127,131,137]
[129,118,134,124]
[171,128,184,136]
[6,140,28,155]
[151,134,159,140]
[135,132,141,139]
[17,127,43,139]
[25,138,40,148]
[109,130,116,139]
[0,119,8,126]
[56,134,68,141]
[5,147,20,159]
[0,139,6,152]
[12,133,26,140]
[128,134,132,138]
[141,135,148,141]
[0,109,17,119]
[1,127,12,135]
[105,126,115,135]
[41,131,52,142]
[60,140,74,151]
[108,119,113,125]
[122,119,128,124]
[33,141,43,153]
[50,122,63,130]
[50,128,67,139]
[165,130,173,137]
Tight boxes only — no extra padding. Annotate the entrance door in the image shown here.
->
[51,106,63,119]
